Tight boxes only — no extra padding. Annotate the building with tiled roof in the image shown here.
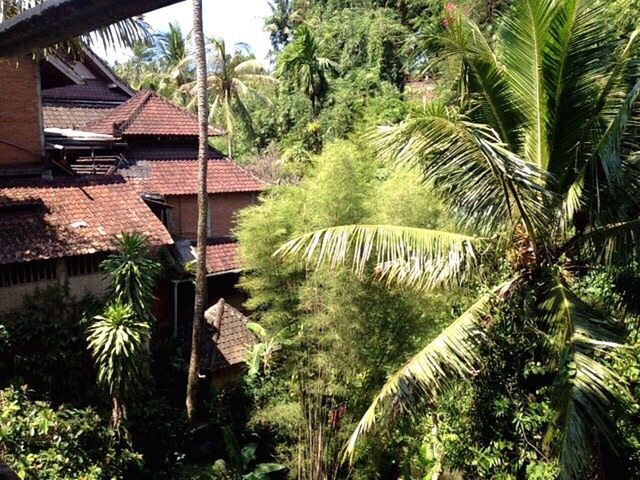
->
[1,48,267,346]
[0,176,172,312]
[123,159,264,195]
[86,90,224,137]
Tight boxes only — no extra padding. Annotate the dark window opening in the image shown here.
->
[66,253,107,277]
[0,260,57,287]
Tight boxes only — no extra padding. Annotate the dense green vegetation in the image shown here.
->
[3,0,640,478]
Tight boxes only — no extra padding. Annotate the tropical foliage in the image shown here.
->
[276,1,640,478]
[101,232,161,322]
[277,25,337,116]
[185,38,277,158]
[0,386,143,479]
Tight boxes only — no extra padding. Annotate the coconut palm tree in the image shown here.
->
[151,22,194,104]
[185,0,209,425]
[265,0,295,51]
[87,302,150,430]
[0,0,150,57]
[276,25,337,117]
[183,38,277,158]
[277,1,640,477]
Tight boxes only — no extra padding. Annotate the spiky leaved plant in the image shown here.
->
[87,302,149,430]
[277,1,640,477]
[101,232,161,323]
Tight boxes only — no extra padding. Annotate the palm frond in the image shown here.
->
[545,0,613,183]
[343,288,501,459]
[541,276,626,479]
[590,79,640,186]
[567,219,640,265]
[499,0,557,168]
[373,103,553,238]
[234,59,269,74]
[276,224,484,291]
[442,11,522,150]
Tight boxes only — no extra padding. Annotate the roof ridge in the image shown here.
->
[113,90,153,136]
[150,92,225,136]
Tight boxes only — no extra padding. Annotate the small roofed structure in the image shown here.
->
[201,299,256,385]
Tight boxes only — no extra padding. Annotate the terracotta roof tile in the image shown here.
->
[86,90,224,137]
[122,159,265,195]
[206,242,240,275]
[43,105,111,129]
[0,176,173,265]
[204,300,256,369]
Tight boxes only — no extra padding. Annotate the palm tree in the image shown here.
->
[277,1,640,477]
[185,0,209,425]
[151,22,194,104]
[87,302,150,430]
[184,38,277,158]
[276,25,337,117]
[101,232,161,323]
[265,0,294,51]
[0,0,150,57]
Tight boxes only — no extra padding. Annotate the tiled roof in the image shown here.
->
[43,105,110,129]
[86,90,224,137]
[204,300,256,369]
[122,159,265,195]
[206,242,240,275]
[42,81,130,103]
[0,176,173,265]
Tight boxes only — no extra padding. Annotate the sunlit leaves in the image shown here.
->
[87,302,150,399]
[276,224,483,291]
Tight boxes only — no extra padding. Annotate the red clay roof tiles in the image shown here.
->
[123,159,265,195]
[206,243,240,275]
[86,90,224,137]
[0,176,173,265]
[204,300,255,368]
[43,105,111,129]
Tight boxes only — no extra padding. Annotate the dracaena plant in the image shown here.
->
[276,1,640,477]
[87,302,150,430]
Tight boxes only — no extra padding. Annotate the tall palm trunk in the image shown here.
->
[186,0,209,424]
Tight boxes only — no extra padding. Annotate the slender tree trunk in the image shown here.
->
[228,134,233,159]
[111,396,125,431]
[186,0,209,424]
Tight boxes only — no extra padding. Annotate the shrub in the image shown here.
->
[0,386,143,480]
[1,283,101,405]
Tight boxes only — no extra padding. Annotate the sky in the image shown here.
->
[94,0,273,67]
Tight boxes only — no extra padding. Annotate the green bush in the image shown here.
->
[1,283,101,405]
[0,386,143,480]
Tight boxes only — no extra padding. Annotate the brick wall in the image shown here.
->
[0,57,43,168]
[166,192,256,239]
[166,195,199,238]
[210,192,256,237]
